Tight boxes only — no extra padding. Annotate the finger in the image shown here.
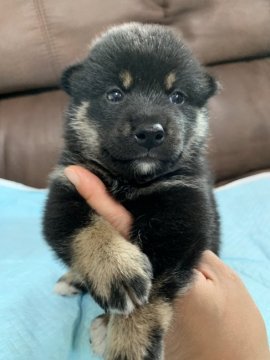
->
[193,268,208,281]
[195,251,220,280]
[197,250,237,282]
[64,166,133,238]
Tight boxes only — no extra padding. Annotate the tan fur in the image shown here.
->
[106,300,172,360]
[54,270,85,296]
[182,108,209,162]
[58,270,84,285]
[49,165,71,187]
[120,70,133,89]
[164,72,176,90]
[121,121,132,137]
[90,314,110,356]
[69,101,100,155]
[71,215,150,300]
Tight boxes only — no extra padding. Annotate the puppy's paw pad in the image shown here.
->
[54,280,82,296]
[90,315,108,357]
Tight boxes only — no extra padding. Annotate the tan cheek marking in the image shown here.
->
[165,72,176,91]
[120,70,133,89]
[106,300,172,359]
[71,215,145,298]
[68,101,101,156]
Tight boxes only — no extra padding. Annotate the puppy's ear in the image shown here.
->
[194,72,218,107]
[204,73,218,99]
[61,63,85,96]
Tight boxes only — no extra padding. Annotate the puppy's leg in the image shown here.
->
[54,271,87,296]
[105,298,172,360]
[71,215,153,315]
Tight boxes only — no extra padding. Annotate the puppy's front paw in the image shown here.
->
[89,246,153,315]
[110,251,152,314]
[72,216,153,315]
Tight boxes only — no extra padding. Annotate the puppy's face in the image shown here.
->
[63,23,216,183]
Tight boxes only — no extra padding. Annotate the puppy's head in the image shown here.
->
[62,23,217,183]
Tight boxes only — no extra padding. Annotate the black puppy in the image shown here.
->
[43,23,220,360]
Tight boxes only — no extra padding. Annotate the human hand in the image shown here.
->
[165,250,270,360]
[64,165,269,360]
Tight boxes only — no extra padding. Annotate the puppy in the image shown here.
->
[43,23,220,360]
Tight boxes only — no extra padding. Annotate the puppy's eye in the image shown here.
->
[106,89,123,102]
[169,91,185,105]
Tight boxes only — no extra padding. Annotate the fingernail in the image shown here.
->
[64,168,80,186]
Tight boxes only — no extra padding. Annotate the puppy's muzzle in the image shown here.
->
[134,123,165,149]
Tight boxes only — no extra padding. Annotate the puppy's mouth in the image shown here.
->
[101,148,183,184]
[103,148,158,162]
[103,147,180,163]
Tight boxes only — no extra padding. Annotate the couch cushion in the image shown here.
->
[208,59,270,181]
[1,0,269,94]
[0,90,66,187]
[0,0,162,94]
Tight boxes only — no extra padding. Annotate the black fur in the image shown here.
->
[43,23,220,358]
[145,328,163,360]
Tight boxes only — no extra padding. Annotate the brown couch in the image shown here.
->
[1,0,270,188]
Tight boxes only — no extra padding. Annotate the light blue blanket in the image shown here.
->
[0,174,269,359]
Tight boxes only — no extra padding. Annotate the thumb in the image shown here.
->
[64,165,132,238]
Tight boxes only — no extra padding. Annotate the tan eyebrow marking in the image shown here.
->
[164,72,176,90]
[119,70,133,89]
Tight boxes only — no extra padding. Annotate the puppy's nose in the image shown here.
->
[134,124,165,149]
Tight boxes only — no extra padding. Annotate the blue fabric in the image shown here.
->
[0,175,269,359]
